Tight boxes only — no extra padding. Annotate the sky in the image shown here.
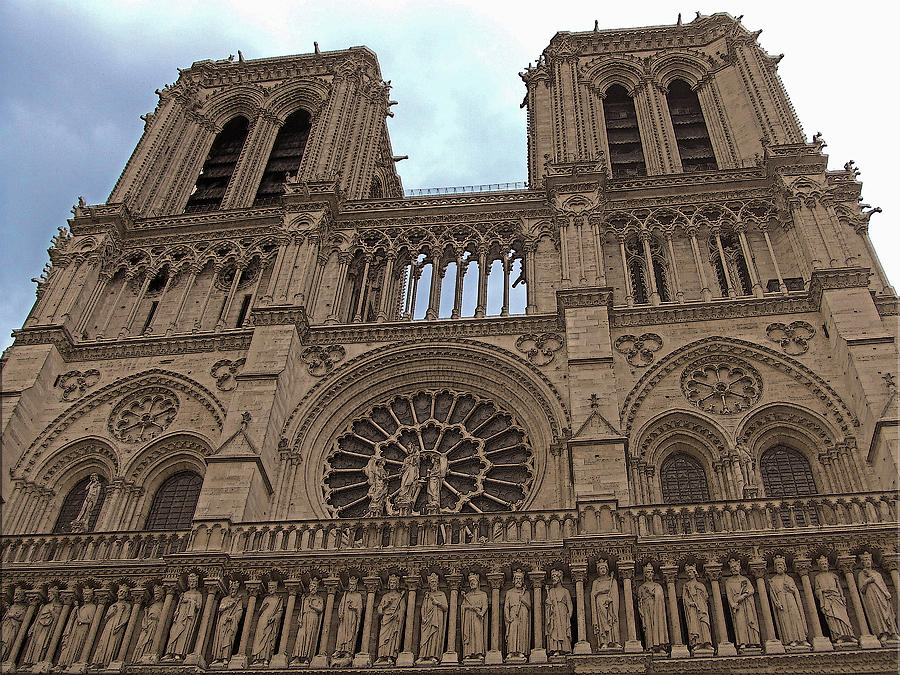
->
[1,1,898,351]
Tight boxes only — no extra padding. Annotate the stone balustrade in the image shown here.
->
[0,529,189,566]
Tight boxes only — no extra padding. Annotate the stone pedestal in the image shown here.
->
[351,653,372,667]
[715,641,737,656]
[764,639,786,654]
[440,651,458,665]
[182,654,206,668]
[309,654,329,668]
[692,646,715,657]
[670,644,691,658]
[624,639,643,653]
[485,650,503,665]
[573,640,592,655]
[858,634,883,649]
[529,647,548,663]
[268,654,288,668]
[227,654,247,670]
[505,653,528,664]
[395,651,414,667]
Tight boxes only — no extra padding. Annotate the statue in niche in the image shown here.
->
[417,573,448,663]
[545,569,572,655]
[393,450,422,515]
[1,587,27,662]
[590,560,620,649]
[251,580,283,666]
[365,456,389,517]
[725,558,760,648]
[70,473,103,532]
[333,576,364,663]
[504,570,530,661]
[637,563,668,653]
[162,573,203,662]
[375,574,405,664]
[133,585,165,662]
[57,587,97,667]
[461,573,488,661]
[769,556,808,647]
[210,580,244,666]
[425,453,448,513]
[736,444,755,489]
[857,552,900,640]
[21,586,62,666]
[681,564,712,650]
[93,584,132,666]
[291,578,324,665]
[813,556,856,643]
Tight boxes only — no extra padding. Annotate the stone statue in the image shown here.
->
[417,573,448,663]
[251,580,283,666]
[375,574,405,664]
[365,457,389,516]
[769,556,808,646]
[333,576,364,661]
[681,564,712,650]
[813,556,855,643]
[93,584,132,666]
[857,552,899,640]
[425,453,448,512]
[70,473,103,532]
[736,444,755,488]
[1,587,28,662]
[21,586,62,666]
[162,573,203,662]
[291,578,323,664]
[637,563,668,653]
[57,586,98,667]
[394,450,421,514]
[725,558,760,648]
[209,580,243,666]
[504,569,530,661]
[133,585,164,662]
[545,569,572,655]
[590,560,620,649]
[461,573,488,661]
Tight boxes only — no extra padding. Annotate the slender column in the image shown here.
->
[407,266,422,320]
[285,239,308,304]
[619,562,642,652]
[185,580,220,667]
[241,262,264,328]
[749,559,784,653]
[306,253,330,318]
[736,225,764,297]
[119,272,150,337]
[528,571,547,663]
[475,247,488,318]
[396,577,419,666]
[216,263,244,330]
[451,257,465,318]
[572,566,592,654]
[838,556,880,648]
[793,558,832,651]
[558,218,571,281]
[110,589,145,668]
[230,582,260,669]
[485,573,503,664]
[75,273,108,337]
[3,593,39,668]
[782,218,812,282]
[574,217,587,284]
[687,228,713,301]
[56,257,88,321]
[325,253,351,323]
[712,229,735,298]
[168,267,198,335]
[147,269,173,334]
[271,580,300,668]
[500,256,511,316]
[760,225,787,293]
[441,574,461,665]
[352,253,372,323]
[662,566,689,657]
[353,577,380,667]
[40,589,74,669]
[640,230,661,305]
[79,588,111,665]
[425,261,443,321]
[664,234,684,302]
[402,263,415,319]
[618,235,633,306]
[525,242,538,313]
[590,219,605,284]
[147,583,177,662]
[96,273,129,338]
[194,265,217,332]
[311,577,339,667]
[704,562,736,656]
[377,253,396,322]
[263,244,287,303]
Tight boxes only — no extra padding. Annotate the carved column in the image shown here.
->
[559,218,571,282]
[228,581,258,670]
[711,228,735,298]
[686,227,712,301]
[664,233,684,302]
[119,272,150,337]
[304,251,329,318]
[619,562,642,653]
[310,578,339,667]
[271,580,300,668]
[570,565,592,654]
[353,577,380,667]
[574,216,587,284]
[425,260,444,321]
[617,234,633,306]
[485,572,504,665]
[147,268,174,334]
[749,559,784,654]
[451,255,465,318]
[3,592,39,668]
[148,582,177,663]
[396,576,419,666]
[837,555,880,649]
[169,266,199,335]
[525,241,538,313]
[703,562,736,656]
[352,253,372,323]
[441,573,461,665]
[377,253,396,322]
[216,263,244,330]
[640,230,661,305]
[185,579,220,667]
[528,571,547,663]
[262,242,288,304]
[661,565,689,657]
[760,224,787,293]
[39,588,74,670]
[734,225,764,297]
[110,588,145,669]
[475,247,488,318]
[194,265,218,332]
[325,253,352,324]
[793,557,832,652]
[79,587,111,667]
[75,271,110,337]
[500,255,511,316]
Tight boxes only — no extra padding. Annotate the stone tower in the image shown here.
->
[1,13,897,674]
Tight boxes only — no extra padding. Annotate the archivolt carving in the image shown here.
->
[737,404,839,451]
[632,412,728,464]
[34,439,119,486]
[122,434,213,483]
[647,49,717,89]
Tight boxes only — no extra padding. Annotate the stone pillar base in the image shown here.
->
[692,646,715,657]
[440,651,458,665]
[227,655,248,670]
[330,655,353,668]
[573,640,592,655]
[764,639,786,654]
[105,660,126,672]
[811,637,834,652]
[858,634,882,649]
[309,654,329,668]
[529,648,548,663]
[715,641,737,656]
[31,662,51,674]
[504,653,528,664]
[670,644,691,658]
[395,651,414,667]
[485,649,503,665]
[624,639,644,653]
[0,662,16,675]
[352,653,372,668]
[65,664,87,674]
[182,654,206,668]
[269,654,289,669]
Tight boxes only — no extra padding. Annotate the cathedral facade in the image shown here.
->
[1,12,898,674]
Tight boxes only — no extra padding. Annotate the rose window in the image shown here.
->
[681,357,761,414]
[323,390,534,518]
[109,388,179,443]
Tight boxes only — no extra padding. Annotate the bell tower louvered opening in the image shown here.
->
[603,85,647,178]
[184,116,250,213]
[254,109,312,206]
[667,79,717,172]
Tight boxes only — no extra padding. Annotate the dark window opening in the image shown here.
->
[629,258,648,304]
[141,301,159,334]
[145,471,203,530]
[660,453,711,504]
[147,269,168,294]
[653,258,671,302]
[254,110,312,206]
[765,277,805,293]
[53,475,108,533]
[603,85,647,178]
[185,116,250,213]
[710,233,752,297]
[667,80,717,172]
[235,294,252,327]
[761,445,819,527]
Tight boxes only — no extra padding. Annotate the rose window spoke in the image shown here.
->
[109,388,179,443]
[681,357,762,415]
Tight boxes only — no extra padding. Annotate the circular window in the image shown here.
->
[323,390,535,517]
[681,357,761,415]
[109,387,179,443]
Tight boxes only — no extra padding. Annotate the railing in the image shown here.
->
[0,530,190,565]
[403,181,528,196]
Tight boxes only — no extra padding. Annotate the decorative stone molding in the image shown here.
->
[680,357,762,415]
[210,359,246,391]
[108,388,179,443]
[515,333,564,366]
[765,321,815,355]
[55,369,101,402]
[300,345,346,377]
[614,334,663,367]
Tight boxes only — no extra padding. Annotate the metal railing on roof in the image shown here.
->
[403,181,528,196]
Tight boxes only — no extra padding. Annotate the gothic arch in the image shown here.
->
[199,85,267,129]
[580,55,646,94]
[260,78,331,122]
[647,50,715,89]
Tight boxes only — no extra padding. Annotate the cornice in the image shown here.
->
[608,167,764,192]
[309,315,560,344]
[340,189,544,215]
[131,206,283,231]
[875,295,899,317]
[610,293,814,328]
[807,267,872,305]
[557,287,614,312]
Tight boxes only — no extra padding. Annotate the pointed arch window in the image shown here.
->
[253,109,312,206]
[184,116,250,213]
[53,475,108,533]
[708,230,752,297]
[666,79,717,172]
[625,235,671,304]
[145,471,203,531]
[660,453,710,504]
[761,445,819,527]
[603,85,647,178]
